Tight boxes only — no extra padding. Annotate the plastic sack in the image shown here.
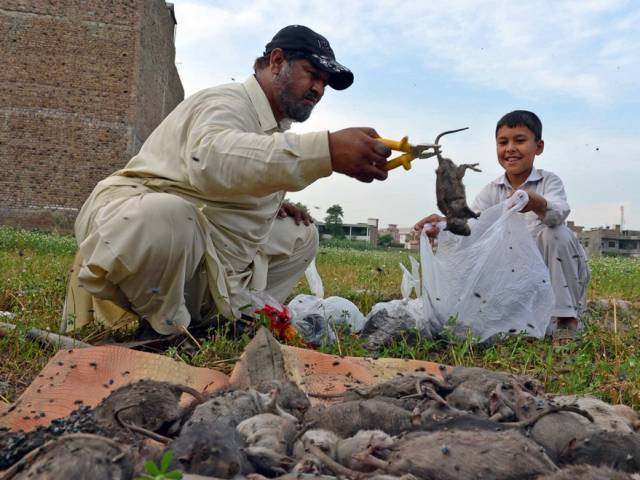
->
[421,191,554,342]
[362,298,429,348]
[360,258,432,351]
[287,259,366,346]
[288,295,366,334]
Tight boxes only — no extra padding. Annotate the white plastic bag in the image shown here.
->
[400,255,421,301]
[288,294,366,331]
[305,258,324,298]
[360,259,432,351]
[421,191,554,342]
[287,259,366,345]
[235,288,285,317]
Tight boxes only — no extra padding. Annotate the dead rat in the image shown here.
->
[3,433,135,480]
[237,412,299,475]
[184,387,295,432]
[167,419,253,478]
[434,127,481,236]
[253,379,311,419]
[292,428,341,461]
[304,399,413,438]
[443,366,544,417]
[537,464,635,479]
[354,429,557,480]
[335,429,395,472]
[94,379,204,439]
[0,379,202,470]
[155,388,296,478]
[558,430,640,473]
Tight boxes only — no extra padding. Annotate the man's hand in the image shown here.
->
[328,127,392,183]
[277,202,313,226]
[414,214,446,238]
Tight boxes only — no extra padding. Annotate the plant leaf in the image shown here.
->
[144,461,161,476]
[160,450,173,472]
[165,471,184,480]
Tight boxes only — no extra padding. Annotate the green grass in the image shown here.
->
[1,226,639,409]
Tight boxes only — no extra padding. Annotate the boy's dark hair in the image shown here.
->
[253,49,308,73]
[496,110,543,141]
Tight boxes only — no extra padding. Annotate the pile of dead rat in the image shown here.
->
[2,364,640,480]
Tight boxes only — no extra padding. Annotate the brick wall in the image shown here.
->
[0,0,183,231]
[133,0,184,145]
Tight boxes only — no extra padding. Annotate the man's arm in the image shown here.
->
[186,101,389,197]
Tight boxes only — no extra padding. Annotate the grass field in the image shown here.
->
[1,226,639,408]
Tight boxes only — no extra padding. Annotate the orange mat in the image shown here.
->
[0,346,229,432]
[2,329,451,432]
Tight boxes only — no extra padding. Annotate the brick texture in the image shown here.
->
[0,0,183,231]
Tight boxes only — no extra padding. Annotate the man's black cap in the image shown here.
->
[264,25,354,90]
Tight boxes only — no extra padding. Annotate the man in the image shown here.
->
[62,25,391,336]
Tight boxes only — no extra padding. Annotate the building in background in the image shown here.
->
[317,219,423,249]
[317,219,379,246]
[399,227,419,251]
[379,223,400,243]
[578,224,640,258]
[317,216,640,255]
[0,0,183,230]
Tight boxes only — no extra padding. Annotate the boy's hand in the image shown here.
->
[414,214,446,238]
[521,191,548,218]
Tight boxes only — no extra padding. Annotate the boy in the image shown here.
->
[415,110,590,338]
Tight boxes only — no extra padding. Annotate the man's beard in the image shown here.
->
[273,64,319,122]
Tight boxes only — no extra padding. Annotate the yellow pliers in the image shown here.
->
[377,137,440,171]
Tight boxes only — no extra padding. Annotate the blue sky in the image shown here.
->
[170,0,640,230]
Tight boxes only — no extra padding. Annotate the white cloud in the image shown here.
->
[172,0,640,103]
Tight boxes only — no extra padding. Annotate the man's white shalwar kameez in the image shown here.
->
[63,76,332,334]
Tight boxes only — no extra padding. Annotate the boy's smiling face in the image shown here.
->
[496,125,544,183]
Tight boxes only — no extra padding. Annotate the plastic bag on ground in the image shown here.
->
[288,295,366,335]
[421,191,554,342]
[361,298,429,351]
[287,259,366,346]
[360,256,432,351]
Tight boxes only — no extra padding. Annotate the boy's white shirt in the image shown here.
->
[471,167,570,236]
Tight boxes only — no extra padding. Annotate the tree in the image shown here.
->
[324,204,345,238]
[378,233,394,248]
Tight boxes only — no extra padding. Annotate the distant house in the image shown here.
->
[577,224,640,258]
[379,224,400,242]
[398,227,419,251]
[317,217,640,256]
[315,218,422,250]
[317,218,379,245]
